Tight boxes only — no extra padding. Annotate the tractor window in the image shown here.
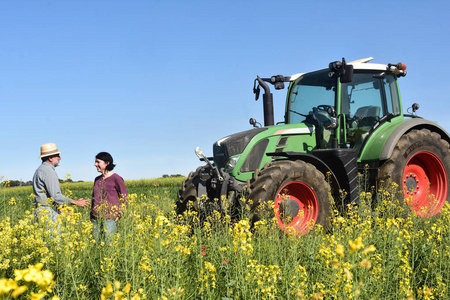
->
[343,73,383,120]
[384,74,401,115]
[287,70,336,124]
[342,73,384,149]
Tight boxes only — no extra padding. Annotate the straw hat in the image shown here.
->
[39,143,61,158]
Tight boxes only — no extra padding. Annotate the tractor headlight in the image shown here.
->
[224,156,240,173]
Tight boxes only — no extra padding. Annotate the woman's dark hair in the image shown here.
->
[95,152,116,171]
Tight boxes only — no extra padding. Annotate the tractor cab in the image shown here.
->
[285,57,406,154]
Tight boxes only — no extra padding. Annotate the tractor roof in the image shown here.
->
[287,57,396,82]
[348,57,389,71]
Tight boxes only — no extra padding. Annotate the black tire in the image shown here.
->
[379,129,450,217]
[248,160,331,235]
[176,169,198,215]
[176,165,217,215]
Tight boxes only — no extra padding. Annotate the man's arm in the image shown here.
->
[44,170,72,207]
[44,169,90,208]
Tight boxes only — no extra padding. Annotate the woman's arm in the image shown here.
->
[116,175,128,206]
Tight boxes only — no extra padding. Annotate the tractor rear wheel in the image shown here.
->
[379,129,450,217]
[249,160,331,235]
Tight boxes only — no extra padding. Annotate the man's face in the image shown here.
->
[48,154,61,167]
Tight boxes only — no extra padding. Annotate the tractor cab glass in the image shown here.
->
[342,72,401,150]
[287,70,336,124]
[287,69,337,148]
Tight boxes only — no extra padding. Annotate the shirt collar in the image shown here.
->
[43,161,55,170]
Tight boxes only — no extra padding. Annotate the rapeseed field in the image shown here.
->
[0,176,449,299]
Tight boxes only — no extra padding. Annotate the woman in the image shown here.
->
[90,152,128,242]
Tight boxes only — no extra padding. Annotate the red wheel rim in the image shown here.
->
[403,151,448,217]
[274,181,319,235]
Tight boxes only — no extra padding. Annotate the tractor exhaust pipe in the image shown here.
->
[256,76,274,126]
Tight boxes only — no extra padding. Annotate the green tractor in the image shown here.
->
[177,57,450,235]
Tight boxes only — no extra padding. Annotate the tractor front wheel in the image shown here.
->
[176,169,198,215]
[176,165,210,215]
[249,160,331,235]
[379,129,450,217]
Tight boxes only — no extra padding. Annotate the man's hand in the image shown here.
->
[71,198,90,207]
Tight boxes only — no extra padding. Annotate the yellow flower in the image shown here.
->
[114,290,125,300]
[343,268,353,281]
[8,197,16,206]
[101,282,114,300]
[30,291,46,300]
[349,237,364,254]
[115,281,121,290]
[360,258,371,269]
[123,283,131,294]
[363,245,376,255]
[0,278,18,295]
[11,285,28,298]
[332,258,340,269]
[336,244,345,258]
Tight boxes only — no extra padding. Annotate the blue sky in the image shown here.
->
[1,0,450,182]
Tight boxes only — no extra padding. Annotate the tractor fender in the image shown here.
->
[380,118,450,161]
[267,152,341,200]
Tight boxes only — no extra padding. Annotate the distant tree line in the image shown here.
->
[5,179,84,187]
[8,180,33,187]
[3,175,184,187]
[161,174,184,178]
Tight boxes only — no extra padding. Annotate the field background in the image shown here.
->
[1,177,450,299]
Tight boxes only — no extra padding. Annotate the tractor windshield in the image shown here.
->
[287,69,336,124]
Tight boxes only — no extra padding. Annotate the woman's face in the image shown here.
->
[95,158,109,173]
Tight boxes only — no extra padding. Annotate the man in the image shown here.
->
[33,143,89,223]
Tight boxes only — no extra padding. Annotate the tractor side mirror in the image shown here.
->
[253,79,261,100]
[340,64,353,83]
[329,58,353,83]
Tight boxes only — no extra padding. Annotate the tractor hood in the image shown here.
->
[213,127,267,169]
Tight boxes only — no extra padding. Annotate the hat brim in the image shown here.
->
[39,150,61,159]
